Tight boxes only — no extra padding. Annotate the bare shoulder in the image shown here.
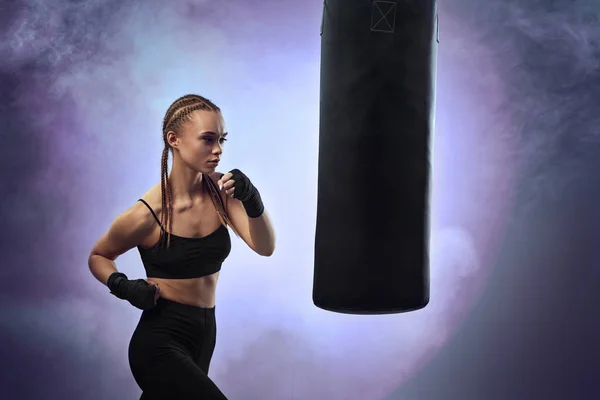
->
[110,184,164,241]
[90,185,162,259]
[139,182,165,216]
[113,202,155,238]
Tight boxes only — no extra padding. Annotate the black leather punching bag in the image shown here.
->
[313,0,438,314]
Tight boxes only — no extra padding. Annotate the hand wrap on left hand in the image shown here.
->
[226,169,264,218]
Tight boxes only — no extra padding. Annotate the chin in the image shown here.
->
[191,160,219,174]
[198,164,217,174]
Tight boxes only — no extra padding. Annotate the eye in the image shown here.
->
[202,136,227,144]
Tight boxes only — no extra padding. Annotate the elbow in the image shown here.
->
[256,243,275,257]
[88,251,109,273]
[261,248,274,257]
[88,253,99,273]
[249,228,276,257]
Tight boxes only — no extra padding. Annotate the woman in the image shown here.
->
[88,94,276,399]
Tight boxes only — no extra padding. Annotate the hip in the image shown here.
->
[132,298,216,343]
[128,298,218,375]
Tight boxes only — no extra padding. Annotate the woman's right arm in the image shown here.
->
[88,203,154,286]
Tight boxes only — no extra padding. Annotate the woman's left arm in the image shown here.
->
[216,170,276,257]
[225,199,276,256]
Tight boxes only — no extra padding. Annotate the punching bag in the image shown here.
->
[313,0,438,314]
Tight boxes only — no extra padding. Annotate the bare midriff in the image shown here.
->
[149,272,220,308]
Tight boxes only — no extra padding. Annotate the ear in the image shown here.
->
[166,131,179,149]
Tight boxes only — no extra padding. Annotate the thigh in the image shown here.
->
[129,330,227,399]
[148,352,226,399]
[132,344,227,399]
[196,317,217,374]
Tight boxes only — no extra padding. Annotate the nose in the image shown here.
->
[212,143,223,155]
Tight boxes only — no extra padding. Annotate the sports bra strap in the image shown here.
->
[137,199,164,230]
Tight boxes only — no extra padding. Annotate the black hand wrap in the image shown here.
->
[107,272,157,310]
[229,169,264,218]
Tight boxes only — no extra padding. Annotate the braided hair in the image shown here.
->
[161,94,238,248]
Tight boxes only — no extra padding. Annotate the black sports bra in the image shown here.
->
[136,198,232,279]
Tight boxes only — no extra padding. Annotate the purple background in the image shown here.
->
[1,0,599,399]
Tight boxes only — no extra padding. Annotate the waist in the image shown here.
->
[139,297,216,332]
[150,273,219,308]
[152,297,215,315]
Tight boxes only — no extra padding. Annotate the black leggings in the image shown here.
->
[128,298,228,399]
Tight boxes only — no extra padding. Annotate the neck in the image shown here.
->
[168,158,205,201]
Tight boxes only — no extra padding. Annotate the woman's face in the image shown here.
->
[169,109,227,173]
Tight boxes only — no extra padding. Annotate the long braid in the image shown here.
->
[160,147,170,247]
[160,94,237,247]
[203,173,240,238]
